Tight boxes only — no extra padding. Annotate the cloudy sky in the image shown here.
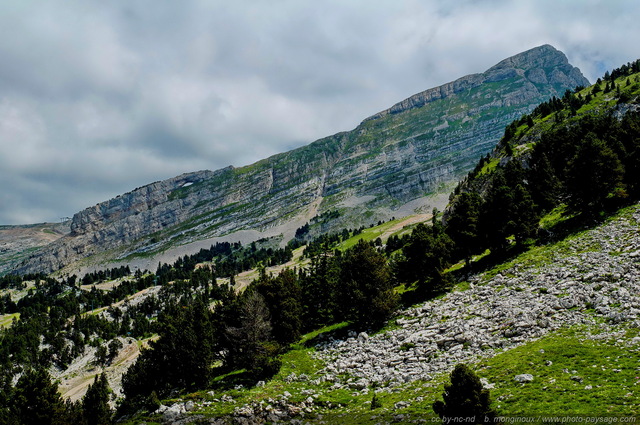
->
[1,0,638,224]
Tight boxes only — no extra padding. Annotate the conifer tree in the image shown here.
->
[340,240,398,327]
[225,291,281,379]
[121,300,218,412]
[511,184,539,246]
[11,368,67,425]
[566,133,624,214]
[446,192,482,267]
[82,373,112,425]
[401,222,454,294]
[480,171,514,254]
[528,152,562,213]
[433,364,496,424]
[255,269,303,346]
[302,251,340,329]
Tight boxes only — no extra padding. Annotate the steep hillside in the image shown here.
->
[0,222,69,275]
[445,59,640,240]
[14,45,588,275]
[125,201,640,424]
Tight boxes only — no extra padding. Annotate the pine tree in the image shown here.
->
[566,133,624,214]
[225,291,281,379]
[480,171,514,254]
[529,152,562,213]
[446,192,482,267]
[340,240,398,327]
[433,364,496,424]
[11,368,67,425]
[302,251,340,329]
[401,222,454,294]
[121,300,218,413]
[526,115,534,128]
[510,184,539,246]
[82,373,112,425]
[255,269,303,346]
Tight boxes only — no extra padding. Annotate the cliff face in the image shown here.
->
[16,45,589,274]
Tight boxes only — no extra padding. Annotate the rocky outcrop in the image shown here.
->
[16,45,589,274]
[314,205,640,386]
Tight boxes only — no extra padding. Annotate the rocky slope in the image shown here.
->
[15,45,589,275]
[0,222,69,275]
[314,206,640,387]
[153,203,640,424]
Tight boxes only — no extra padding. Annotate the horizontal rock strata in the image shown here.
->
[16,45,589,274]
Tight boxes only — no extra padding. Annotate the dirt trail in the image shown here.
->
[57,337,143,402]
[379,214,431,240]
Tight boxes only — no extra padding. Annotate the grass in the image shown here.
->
[539,204,573,230]
[295,321,350,349]
[0,312,19,328]
[337,216,424,251]
[479,157,501,175]
[478,326,640,417]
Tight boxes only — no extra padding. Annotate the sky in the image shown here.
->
[1,0,638,225]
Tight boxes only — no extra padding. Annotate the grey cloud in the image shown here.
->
[1,0,639,224]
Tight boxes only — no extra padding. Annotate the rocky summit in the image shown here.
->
[16,45,589,275]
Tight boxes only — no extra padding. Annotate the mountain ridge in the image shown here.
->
[12,45,589,275]
[364,44,584,121]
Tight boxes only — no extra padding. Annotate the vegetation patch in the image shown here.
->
[478,326,640,417]
[0,312,19,328]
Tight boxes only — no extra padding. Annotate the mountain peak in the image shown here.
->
[366,45,589,121]
[488,44,569,72]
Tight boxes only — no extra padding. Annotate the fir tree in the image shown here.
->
[225,291,281,379]
[480,171,514,254]
[433,364,496,424]
[511,184,539,246]
[446,192,482,267]
[400,222,454,294]
[255,269,303,346]
[340,240,398,327]
[566,133,624,214]
[11,368,67,425]
[529,152,562,213]
[82,373,112,425]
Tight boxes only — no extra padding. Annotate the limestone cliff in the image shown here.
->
[15,45,589,274]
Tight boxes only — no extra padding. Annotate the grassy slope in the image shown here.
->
[125,203,640,424]
[516,72,640,151]
[337,214,428,251]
